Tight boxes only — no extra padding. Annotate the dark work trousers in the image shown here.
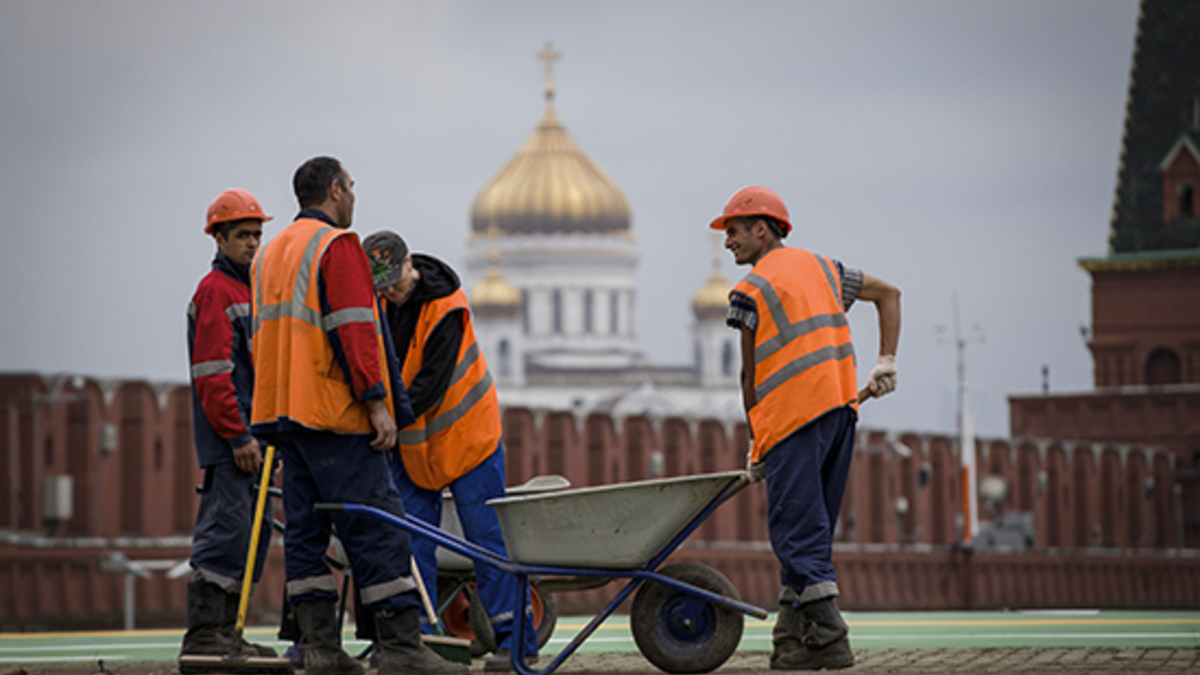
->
[190,460,274,592]
[271,428,419,615]
[763,406,857,605]
[392,444,538,656]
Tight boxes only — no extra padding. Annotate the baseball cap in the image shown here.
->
[362,231,409,290]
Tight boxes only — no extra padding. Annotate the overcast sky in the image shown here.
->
[0,1,1140,438]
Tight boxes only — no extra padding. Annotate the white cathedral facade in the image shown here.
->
[461,56,742,421]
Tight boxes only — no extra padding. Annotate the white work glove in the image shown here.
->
[867,354,897,397]
[746,445,765,484]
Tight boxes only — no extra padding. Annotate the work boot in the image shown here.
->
[180,581,232,656]
[220,589,279,657]
[484,649,540,673]
[773,597,854,670]
[374,605,468,675]
[295,598,364,675]
[769,602,805,666]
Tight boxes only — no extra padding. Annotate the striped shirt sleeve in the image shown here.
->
[726,290,757,332]
[840,264,863,311]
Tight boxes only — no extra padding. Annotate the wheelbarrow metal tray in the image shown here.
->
[437,475,572,571]
[486,470,746,569]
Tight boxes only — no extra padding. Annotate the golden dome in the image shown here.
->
[692,267,731,321]
[470,101,630,236]
[471,264,521,308]
[693,235,730,321]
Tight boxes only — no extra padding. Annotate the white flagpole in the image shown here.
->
[960,396,978,547]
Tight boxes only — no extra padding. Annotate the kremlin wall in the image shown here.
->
[1,372,1197,630]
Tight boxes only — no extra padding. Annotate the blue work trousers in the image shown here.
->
[392,444,538,656]
[763,406,857,606]
[190,461,274,593]
[271,429,418,614]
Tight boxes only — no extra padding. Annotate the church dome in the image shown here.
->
[470,264,522,317]
[692,267,731,321]
[470,98,630,236]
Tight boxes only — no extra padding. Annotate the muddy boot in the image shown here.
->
[219,589,278,657]
[295,598,364,675]
[774,597,854,670]
[180,581,233,657]
[375,606,468,675]
[769,602,805,667]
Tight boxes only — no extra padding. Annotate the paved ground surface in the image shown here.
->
[3,611,1198,674]
[3,648,1200,675]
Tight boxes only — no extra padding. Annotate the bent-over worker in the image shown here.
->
[362,230,539,673]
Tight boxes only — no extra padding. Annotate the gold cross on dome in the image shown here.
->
[536,41,561,100]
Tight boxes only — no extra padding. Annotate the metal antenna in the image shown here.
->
[937,292,985,546]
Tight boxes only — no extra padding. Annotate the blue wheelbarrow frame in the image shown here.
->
[315,472,768,675]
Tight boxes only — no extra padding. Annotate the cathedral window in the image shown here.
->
[722,341,735,377]
[521,290,529,333]
[552,290,563,334]
[584,289,594,333]
[497,339,511,376]
[610,289,619,334]
[1180,184,1195,217]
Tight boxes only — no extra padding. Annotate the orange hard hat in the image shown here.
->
[708,186,792,234]
[205,188,273,234]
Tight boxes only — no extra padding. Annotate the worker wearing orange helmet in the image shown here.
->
[183,188,276,659]
[712,186,900,671]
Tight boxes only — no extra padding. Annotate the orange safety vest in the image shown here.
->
[732,247,859,462]
[249,218,393,434]
[395,289,500,491]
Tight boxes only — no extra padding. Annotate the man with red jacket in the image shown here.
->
[183,188,276,658]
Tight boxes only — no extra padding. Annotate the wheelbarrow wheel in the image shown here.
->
[630,561,744,674]
[436,579,488,658]
[469,577,558,653]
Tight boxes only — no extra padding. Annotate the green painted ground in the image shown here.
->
[1,610,1198,665]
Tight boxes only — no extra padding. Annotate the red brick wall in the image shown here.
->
[2,372,1194,629]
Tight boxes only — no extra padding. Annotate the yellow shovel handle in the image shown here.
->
[236,444,275,634]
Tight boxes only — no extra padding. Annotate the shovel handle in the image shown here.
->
[858,386,873,403]
[409,557,441,630]
[236,444,275,635]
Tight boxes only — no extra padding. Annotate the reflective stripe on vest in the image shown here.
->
[250,219,392,434]
[733,248,858,461]
[396,342,493,445]
[396,290,501,490]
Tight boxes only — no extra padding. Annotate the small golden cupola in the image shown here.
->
[692,237,731,322]
[470,224,522,320]
[470,42,631,237]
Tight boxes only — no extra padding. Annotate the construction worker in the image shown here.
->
[183,189,277,659]
[711,186,900,671]
[361,231,539,673]
[250,156,466,675]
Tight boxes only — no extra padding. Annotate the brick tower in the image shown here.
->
[1009,0,1200,547]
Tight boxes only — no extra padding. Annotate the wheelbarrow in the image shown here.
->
[434,475,571,656]
[316,470,768,675]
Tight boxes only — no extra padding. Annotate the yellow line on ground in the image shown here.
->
[553,618,1200,632]
[845,619,1200,627]
[0,626,283,640]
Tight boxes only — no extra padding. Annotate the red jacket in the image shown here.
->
[188,253,254,467]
